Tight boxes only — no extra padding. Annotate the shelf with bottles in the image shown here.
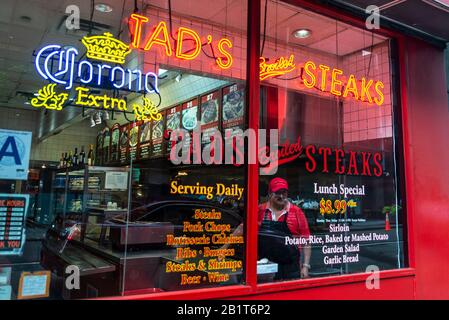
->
[58,144,96,170]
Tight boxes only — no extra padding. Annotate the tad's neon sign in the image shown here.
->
[129,14,233,70]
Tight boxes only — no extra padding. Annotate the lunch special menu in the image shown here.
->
[166,105,182,154]
[151,111,166,158]
[200,90,220,148]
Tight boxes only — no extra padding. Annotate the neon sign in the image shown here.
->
[128,14,233,70]
[31,84,162,121]
[260,56,385,106]
[259,55,296,80]
[81,32,131,64]
[133,97,163,122]
[34,34,159,94]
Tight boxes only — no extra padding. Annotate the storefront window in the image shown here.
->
[256,0,406,282]
[0,0,247,299]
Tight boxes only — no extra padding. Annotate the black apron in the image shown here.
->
[258,209,301,280]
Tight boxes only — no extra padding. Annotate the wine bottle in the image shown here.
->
[87,145,94,166]
[67,151,73,168]
[79,146,86,165]
[63,152,68,168]
[59,153,64,169]
[73,148,78,166]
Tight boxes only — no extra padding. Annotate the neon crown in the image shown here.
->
[81,32,131,64]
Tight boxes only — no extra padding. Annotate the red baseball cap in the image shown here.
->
[269,177,288,193]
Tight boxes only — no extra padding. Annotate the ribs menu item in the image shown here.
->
[222,84,245,130]
[166,105,182,154]
[139,121,152,160]
[151,111,165,157]
[200,91,220,148]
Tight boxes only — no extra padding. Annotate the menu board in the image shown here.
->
[139,121,152,160]
[151,111,165,157]
[110,123,121,163]
[128,122,139,162]
[166,105,182,154]
[0,194,29,256]
[181,99,199,131]
[119,125,129,165]
[200,91,220,148]
[102,127,110,165]
[222,84,245,130]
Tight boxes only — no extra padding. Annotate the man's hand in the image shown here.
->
[301,266,310,279]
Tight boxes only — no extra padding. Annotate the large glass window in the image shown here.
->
[0,0,247,299]
[256,0,406,282]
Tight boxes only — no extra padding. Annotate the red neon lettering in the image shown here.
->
[347,151,359,175]
[361,152,372,176]
[129,13,149,48]
[305,145,317,172]
[318,147,332,173]
[176,27,202,60]
[373,153,383,177]
[144,21,173,56]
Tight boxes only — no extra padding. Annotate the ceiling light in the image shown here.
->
[293,29,312,39]
[175,74,182,83]
[95,3,113,13]
[24,102,30,105]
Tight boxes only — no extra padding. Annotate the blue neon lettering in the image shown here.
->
[34,45,159,94]
[78,60,93,84]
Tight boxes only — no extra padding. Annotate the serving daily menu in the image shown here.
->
[200,91,220,148]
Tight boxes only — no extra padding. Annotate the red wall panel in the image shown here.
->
[402,38,449,299]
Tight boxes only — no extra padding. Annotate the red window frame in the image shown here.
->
[103,0,415,300]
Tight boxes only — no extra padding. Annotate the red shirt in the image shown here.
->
[258,202,311,240]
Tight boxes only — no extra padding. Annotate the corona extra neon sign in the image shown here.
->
[34,33,159,94]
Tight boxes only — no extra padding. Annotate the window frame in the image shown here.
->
[105,0,415,300]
